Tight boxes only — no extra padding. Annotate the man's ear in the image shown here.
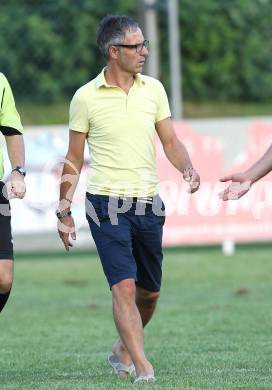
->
[108,46,119,60]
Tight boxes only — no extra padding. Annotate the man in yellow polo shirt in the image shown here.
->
[57,15,200,384]
[0,73,26,313]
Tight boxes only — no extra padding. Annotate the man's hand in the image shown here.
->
[219,172,252,201]
[57,215,76,251]
[183,166,200,193]
[6,171,26,199]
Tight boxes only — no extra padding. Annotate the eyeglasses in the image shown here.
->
[115,39,149,53]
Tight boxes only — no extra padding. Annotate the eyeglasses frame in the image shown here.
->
[114,39,149,53]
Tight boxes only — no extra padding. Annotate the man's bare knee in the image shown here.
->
[136,287,160,304]
[112,278,136,304]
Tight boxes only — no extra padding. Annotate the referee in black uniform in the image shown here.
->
[0,73,26,313]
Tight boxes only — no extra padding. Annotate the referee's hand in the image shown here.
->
[6,171,26,199]
[57,215,76,251]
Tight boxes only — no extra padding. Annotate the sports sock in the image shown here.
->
[0,290,11,312]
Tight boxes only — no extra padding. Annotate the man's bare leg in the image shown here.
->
[112,283,160,371]
[111,279,156,376]
[0,260,13,312]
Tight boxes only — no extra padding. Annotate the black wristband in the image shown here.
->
[12,166,26,176]
[56,209,72,220]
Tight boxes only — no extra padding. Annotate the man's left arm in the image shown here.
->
[5,134,26,199]
[0,75,26,199]
[155,117,200,193]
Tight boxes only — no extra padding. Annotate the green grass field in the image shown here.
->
[1,246,272,389]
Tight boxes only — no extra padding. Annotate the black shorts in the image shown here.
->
[0,182,13,260]
[86,193,165,292]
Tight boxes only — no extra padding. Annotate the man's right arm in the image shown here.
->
[219,143,272,200]
[57,130,86,251]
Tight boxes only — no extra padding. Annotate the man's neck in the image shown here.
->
[105,65,135,94]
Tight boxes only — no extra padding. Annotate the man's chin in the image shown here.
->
[129,65,144,74]
[137,64,145,72]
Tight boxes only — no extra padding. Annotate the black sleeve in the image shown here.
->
[0,126,22,135]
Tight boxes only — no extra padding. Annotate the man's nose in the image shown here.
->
[141,47,148,56]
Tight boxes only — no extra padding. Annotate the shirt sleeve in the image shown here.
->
[69,89,89,133]
[155,81,171,123]
[0,74,23,134]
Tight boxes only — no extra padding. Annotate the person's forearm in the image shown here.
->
[245,144,272,183]
[59,154,84,211]
[163,138,193,173]
[5,135,25,168]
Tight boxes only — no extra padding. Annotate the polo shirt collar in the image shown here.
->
[95,67,145,89]
[134,73,145,87]
[95,67,109,88]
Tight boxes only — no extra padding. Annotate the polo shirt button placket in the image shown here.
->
[126,89,134,112]
[126,94,130,112]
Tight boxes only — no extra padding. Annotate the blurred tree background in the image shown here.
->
[0,0,136,103]
[0,0,272,122]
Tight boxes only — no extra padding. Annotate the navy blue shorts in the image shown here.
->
[0,181,13,260]
[85,193,165,292]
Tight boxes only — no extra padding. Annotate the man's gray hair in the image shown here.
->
[97,15,139,59]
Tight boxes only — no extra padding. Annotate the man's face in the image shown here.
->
[116,28,148,74]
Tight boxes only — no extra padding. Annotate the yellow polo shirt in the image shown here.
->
[69,68,171,196]
[0,73,23,180]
